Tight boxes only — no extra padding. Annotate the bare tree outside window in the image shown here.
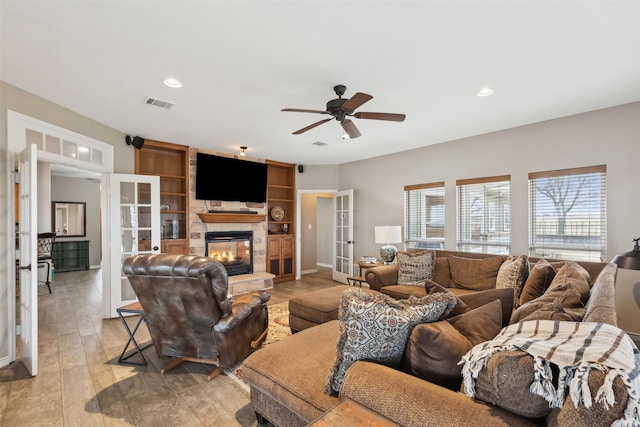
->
[535,175,593,235]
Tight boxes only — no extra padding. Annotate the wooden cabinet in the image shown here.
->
[135,140,190,254]
[52,240,90,272]
[268,234,295,281]
[266,160,296,282]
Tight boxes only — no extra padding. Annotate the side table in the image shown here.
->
[306,398,398,426]
[116,301,153,366]
[357,260,384,277]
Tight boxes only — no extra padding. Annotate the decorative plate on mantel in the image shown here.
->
[270,206,285,221]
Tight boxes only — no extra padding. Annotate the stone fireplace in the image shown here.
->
[204,231,253,276]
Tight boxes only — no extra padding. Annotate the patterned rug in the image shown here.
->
[224,302,291,390]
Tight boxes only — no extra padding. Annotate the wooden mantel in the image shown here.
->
[198,213,266,224]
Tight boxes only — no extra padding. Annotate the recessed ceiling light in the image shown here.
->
[163,78,182,88]
[477,87,495,97]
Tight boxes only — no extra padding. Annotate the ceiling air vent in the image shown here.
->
[312,141,328,147]
[143,96,175,110]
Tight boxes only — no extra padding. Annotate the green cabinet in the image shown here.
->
[52,240,90,272]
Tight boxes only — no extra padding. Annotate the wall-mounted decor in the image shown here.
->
[52,201,86,237]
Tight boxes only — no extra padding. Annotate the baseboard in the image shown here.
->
[316,263,332,269]
[300,269,318,275]
[89,265,101,270]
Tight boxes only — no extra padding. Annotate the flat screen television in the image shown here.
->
[195,152,268,203]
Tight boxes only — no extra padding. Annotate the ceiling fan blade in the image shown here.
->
[354,111,406,122]
[292,118,332,135]
[341,92,373,112]
[341,119,361,139]
[282,108,331,115]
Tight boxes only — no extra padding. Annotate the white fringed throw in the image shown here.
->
[460,320,640,426]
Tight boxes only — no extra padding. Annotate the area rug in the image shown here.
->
[224,302,291,391]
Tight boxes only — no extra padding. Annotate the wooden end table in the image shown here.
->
[307,398,398,427]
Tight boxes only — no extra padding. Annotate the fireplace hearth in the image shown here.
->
[204,231,253,276]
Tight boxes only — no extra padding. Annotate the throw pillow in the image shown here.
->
[519,259,556,306]
[546,261,591,304]
[495,254,529,307]
[510,285,586,324]
[403,299,503,390]
[324,289,456,395]
[458,287,514,327]
[424,279,470,318]
[448,255,505,291]
[397,250,435,287]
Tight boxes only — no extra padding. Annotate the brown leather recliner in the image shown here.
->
[122,253,270,380]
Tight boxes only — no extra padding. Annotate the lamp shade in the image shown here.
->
[612,238,640,271]
[375,226,402,244]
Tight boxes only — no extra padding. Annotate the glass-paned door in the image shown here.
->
[333,189,354,284]
[102,174,160,318]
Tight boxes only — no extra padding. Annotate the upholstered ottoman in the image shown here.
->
[288,285,380,332]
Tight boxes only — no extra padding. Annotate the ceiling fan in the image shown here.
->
[281,85,406,139]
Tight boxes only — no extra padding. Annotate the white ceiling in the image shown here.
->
[2,1,639,166]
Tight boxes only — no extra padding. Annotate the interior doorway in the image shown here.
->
[297,191,334,277]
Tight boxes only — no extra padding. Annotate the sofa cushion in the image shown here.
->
[324,289,456,395]
[519,259,556,306]
[433,257,451,287]
[448,255,505,291]
[381,284,427,300]
[495,255,529,307]
[457,287,514,327]
[397,250,435,287]
[403,299,502,390]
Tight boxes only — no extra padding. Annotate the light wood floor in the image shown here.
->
[0,268,338,427]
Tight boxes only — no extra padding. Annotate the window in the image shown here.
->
[404,182,445,249]
[529,165,606,262]
[456,175,511,254]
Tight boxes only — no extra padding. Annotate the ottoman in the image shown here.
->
[288,285,380,332]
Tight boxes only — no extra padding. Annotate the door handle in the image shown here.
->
[152,246,159,251]
[19,264,32,271]
[347,241,354,244]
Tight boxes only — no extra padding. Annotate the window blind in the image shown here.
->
[404,182,445,250]
[528,165,606,262]
[456,175,511,254]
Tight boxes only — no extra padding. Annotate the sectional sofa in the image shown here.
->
[242,250,633,426]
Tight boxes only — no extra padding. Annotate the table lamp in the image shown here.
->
[612,237,640,335]
[375,225,402,264]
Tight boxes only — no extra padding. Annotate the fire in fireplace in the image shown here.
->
[204,231,253,276]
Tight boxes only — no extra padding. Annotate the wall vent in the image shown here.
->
[312,141,328,147]
[143,97,175,109]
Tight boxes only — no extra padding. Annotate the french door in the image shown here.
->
[102,174,160,318]
[18,144,38,376]
[332,189,354,284]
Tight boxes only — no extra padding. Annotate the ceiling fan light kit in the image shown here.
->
[282,84,406,139]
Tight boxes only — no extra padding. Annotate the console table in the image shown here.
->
[52,240,90,272]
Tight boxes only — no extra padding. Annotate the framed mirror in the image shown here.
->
[52,201,86,238]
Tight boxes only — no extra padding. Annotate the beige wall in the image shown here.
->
[338,102,640,262]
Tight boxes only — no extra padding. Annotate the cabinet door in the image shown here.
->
[267,236,281,276]
[282,235,294,276]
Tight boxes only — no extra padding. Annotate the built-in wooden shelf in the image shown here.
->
[198,213,266,223]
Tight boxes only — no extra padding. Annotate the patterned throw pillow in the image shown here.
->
[397,250,436,287]
[324,289,456,395]
[495,254,529,307]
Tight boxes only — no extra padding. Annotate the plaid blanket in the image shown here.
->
[460,320,640,426]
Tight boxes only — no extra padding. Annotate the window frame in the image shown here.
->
[456,175,511,254]
[528,165,607,262]
[404,182,445,250]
